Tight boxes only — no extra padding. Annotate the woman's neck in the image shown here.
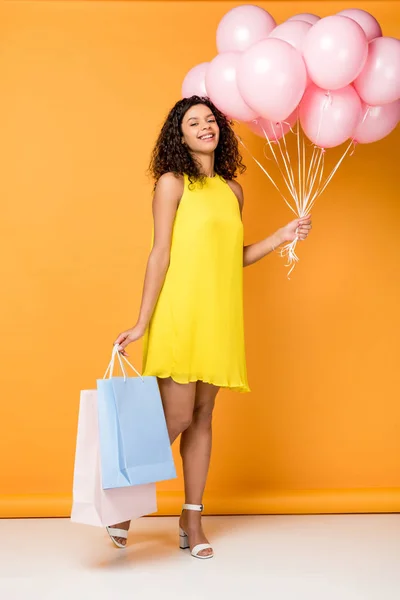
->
[193,152,215,178]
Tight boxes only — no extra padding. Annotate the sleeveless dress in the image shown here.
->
[142,173,250,393]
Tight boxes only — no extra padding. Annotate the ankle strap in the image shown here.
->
[182,503,204,512]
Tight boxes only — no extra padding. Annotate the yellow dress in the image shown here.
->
[142,173,250,393]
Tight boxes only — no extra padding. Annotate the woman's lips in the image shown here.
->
[199,133,215,142]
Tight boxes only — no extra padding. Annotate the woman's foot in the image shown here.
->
[179,509,213,558]
[107,520,131,547]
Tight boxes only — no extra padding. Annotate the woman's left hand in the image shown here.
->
[279,215,312,244]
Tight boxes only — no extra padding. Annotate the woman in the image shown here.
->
[107,95,312,559]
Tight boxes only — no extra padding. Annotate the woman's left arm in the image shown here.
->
[229,180,312,268]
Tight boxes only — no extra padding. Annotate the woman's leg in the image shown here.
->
[179,381,219,557]
[109,377,196,546]
[158,377,197,444]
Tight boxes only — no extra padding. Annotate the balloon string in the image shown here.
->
[278,237,301,280]
[306,148,325,206]
[261,126,298,206]
[312,139,353,201]
[360,105,370,127]
[306,144,318,193]
[262,141,295,202]
[237,135,298,217]
[302,127,306,214]
[278,129,351,280]
[239,119,353,279]
[272,135,298,203]
[296,117,303,215]
[349,140,358,157]
[284,119,299,136]
[315,91,332,147]
[304,152,325,215]
[275,123,305,280]
[280,124,300,208]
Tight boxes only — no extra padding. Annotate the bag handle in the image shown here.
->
[103,344,144,382]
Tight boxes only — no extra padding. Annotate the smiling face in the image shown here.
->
[181,103,220,154]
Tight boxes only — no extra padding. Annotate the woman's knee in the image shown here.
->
[157,377,196,438]
[176,411,193,432]
[167,410,193,438]
[192,397,216,427]
[193,382,219,426]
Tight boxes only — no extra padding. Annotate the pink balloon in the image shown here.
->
[287,13,320,26]
[268,20,312,53]
[182,63,209,98]
[269,21,313,89]
[337,9,382,42]
[353,100,400,143]
[303,16,368,90]
[246,109,298,141]
[354,37,400,106]
[217,5,276,53]
[300,84,362,148]
[205,52,258,122]
[237,38,307,122]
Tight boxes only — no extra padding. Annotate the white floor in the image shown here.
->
[0,514,399,600]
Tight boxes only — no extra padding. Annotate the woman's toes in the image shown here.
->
[114,537,125,545]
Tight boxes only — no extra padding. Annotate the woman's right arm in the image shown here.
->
[114,173,183,354]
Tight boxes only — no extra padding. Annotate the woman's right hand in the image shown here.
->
[113,323,146,356]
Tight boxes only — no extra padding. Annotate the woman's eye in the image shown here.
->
[190,123,198,127]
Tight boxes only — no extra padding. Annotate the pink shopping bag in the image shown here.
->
[70,389,157,527]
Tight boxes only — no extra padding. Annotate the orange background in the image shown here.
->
[1,0,399,518]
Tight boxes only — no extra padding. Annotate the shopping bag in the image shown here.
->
[97,345,177,490]
[70,388,157,527]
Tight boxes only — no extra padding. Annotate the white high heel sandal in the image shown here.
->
[106,526,128,549]
[179,503,214,559]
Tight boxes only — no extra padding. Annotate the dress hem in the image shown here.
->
[142,370,251,393]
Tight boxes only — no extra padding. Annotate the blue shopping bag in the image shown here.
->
[97,345,177,490]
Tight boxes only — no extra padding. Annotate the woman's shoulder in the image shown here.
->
[156,171,184,187]
[155,172,185,194]
[226,178,243,194]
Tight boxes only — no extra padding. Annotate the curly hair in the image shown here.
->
[148,95,246,188]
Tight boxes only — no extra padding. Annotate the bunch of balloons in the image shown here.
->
[182,5,400,277]
[182,5,400,147]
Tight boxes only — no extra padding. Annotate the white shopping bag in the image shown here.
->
[70,389,157,527]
